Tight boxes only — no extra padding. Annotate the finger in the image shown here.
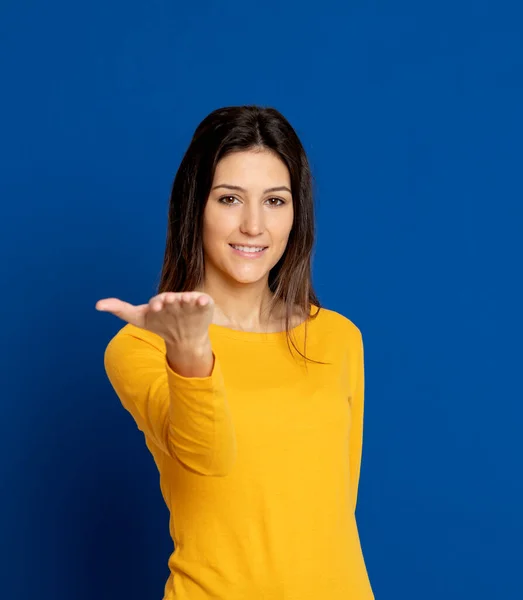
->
[96,298,143,323]
[183,292,210,307]
[149,293,169,312]
[151,291,185,311]
[96,298,125,312]
[162,293,180,308]
[162,292,198,307]
[182,291,198,305]
[197,294,210,307]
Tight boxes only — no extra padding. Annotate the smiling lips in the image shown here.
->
[229,244,268,257]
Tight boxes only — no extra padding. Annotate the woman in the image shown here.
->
[96,105,374,599]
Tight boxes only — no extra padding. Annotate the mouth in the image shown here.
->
[229,244,269,258]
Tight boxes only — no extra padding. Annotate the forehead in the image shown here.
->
[213,150,290,185]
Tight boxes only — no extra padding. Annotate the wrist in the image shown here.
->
[165,336,211,356]
[165,337,214,378]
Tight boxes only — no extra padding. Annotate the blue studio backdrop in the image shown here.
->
[1,1,522,599]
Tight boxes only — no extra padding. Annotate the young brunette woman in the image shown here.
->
[96,105,374,600]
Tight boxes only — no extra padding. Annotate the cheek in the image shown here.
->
[204,202,237,233]
[202,220,234,257]
[270,214,294,242]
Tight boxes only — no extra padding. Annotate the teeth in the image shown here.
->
[231,245,266,253]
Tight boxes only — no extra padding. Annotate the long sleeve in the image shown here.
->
[103,325,237,476]
[349,328,365,512]
[104,307,375,599]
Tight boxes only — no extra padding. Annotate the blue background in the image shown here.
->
[1,1,522,598]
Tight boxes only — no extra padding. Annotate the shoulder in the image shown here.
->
[311,304,363,342]
[103,324,167,382]
[105,323,166,354]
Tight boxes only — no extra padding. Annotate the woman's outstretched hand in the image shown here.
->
[95,291,215,348]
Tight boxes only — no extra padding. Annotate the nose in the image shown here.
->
[239,204,265,236]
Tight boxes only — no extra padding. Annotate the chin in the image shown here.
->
[226,270,269,285]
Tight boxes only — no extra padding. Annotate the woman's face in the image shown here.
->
[202,148,294,286]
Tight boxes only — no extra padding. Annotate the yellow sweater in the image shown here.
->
[104,304,374,599]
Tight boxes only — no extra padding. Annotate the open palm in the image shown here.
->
[95,291,215,345]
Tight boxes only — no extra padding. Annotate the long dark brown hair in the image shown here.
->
[157,105,327,366]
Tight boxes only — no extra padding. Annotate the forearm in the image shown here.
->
[165,338,214,378]
[104,330,236,476]
[165,338,237,476]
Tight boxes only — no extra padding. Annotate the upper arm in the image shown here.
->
[349,326,365,512]
[103,327,237,475]
[104,330,176,457]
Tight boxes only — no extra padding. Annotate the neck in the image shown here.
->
[194,282,279,330]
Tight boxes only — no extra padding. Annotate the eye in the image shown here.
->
[266,197,286,206]
[217,196,286,206]
[218,196,240,205]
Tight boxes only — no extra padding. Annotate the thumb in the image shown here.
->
[96,298,147,326]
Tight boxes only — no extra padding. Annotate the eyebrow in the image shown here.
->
[211,184,292,194]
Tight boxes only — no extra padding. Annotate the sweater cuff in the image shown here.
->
[165,351,224,391]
